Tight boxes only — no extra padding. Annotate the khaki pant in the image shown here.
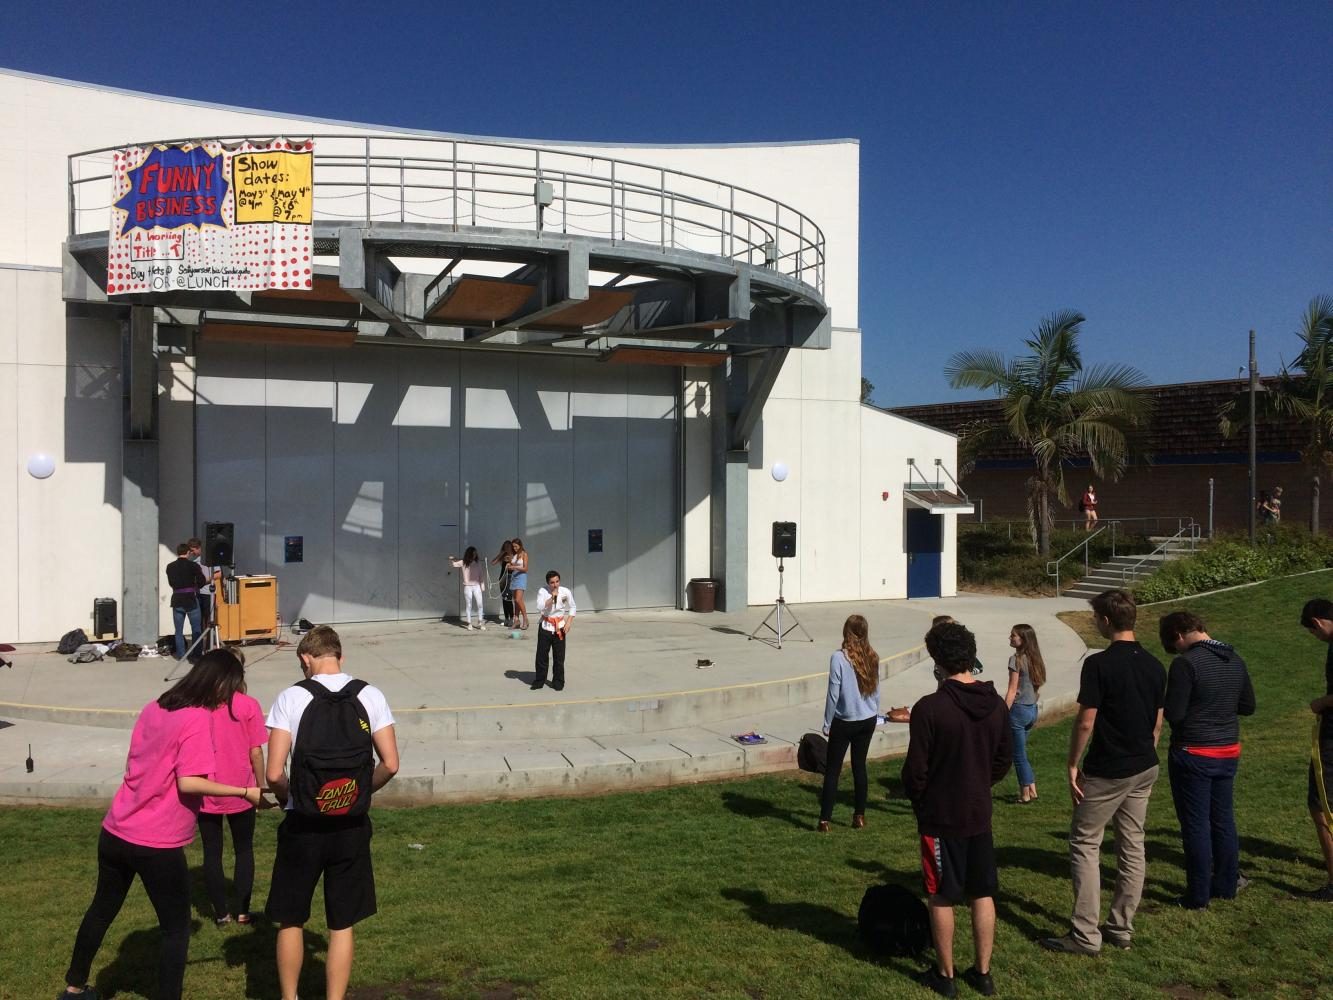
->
[1068,765,1159,951]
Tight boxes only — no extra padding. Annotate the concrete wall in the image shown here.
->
[0,68,964,639]
[195,343,678,623]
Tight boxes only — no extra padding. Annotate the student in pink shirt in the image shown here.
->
[59,650,262,1000]
[198,648,271,927]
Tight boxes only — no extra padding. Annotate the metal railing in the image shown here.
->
[68,134,826,293]
[1119,521,1202,587]
[965,514,1199,541]
[1046,524,1113,597]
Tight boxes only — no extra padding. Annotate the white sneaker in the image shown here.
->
[466,624,475,631]
[479,624,487,631]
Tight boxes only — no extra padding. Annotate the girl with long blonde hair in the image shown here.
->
[1005,623,1046,803]
[817,614,881,832]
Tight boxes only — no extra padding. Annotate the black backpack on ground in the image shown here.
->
[858,883,931,958]
[57,629,89,655]
[289,678,375,818]
[797,732,828,774]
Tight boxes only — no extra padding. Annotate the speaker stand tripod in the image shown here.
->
[163,620,220,683]
[748,558,813,649]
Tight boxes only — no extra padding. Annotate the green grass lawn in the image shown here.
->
[7,573,1333,999]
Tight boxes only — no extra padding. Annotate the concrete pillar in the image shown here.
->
[709,363,749,611]
[122,307,159,642]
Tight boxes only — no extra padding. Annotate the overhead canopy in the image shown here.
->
[904,488,975,514]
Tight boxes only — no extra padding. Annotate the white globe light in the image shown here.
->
[27,453,56,479]
[771,461,789,482]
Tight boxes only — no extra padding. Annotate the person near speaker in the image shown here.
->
[166,542,208,660]
[531,570,575,690]
[187,537,215,627]
[817,614,880,832]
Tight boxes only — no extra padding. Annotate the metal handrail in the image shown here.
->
[966,514,1198,541]
[1046,524,1112,597]
[1120,521,1201,587]
[67,133,826,293]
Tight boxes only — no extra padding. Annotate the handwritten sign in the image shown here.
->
[233,150,313,224]
[107,140,315,295]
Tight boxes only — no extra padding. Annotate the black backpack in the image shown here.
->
[289,678,375,818]
[858,884,931,958]
[797,732,828,774]
[57,628,89,655]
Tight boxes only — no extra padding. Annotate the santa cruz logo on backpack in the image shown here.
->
[290,679,374,818]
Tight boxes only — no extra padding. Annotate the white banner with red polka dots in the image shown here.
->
[106,139,314,295]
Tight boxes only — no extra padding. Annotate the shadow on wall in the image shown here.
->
[167,342,701,624]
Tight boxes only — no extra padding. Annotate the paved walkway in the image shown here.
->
[0,593,1093,804]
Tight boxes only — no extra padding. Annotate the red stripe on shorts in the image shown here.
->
[920,835,941,897]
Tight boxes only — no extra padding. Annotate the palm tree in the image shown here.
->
[945,310,1152,557]
[1228,295,1333,534]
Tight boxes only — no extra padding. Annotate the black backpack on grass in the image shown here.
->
[797,732,828,775]
[290,678,374,818]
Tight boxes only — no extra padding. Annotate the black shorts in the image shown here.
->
[1308,744,1333,813]
[920,831,998,904]
[265,814,376,930]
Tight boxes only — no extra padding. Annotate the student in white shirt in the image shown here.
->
[531,570,576,691]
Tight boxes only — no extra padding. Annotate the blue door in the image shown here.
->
[906,508,942,598]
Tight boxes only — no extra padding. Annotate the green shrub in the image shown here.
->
[957,522,1152,594]
[1134,525,1333,602]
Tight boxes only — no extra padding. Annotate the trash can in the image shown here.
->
[688,578,719,613]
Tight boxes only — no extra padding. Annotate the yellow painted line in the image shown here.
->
[0,702,136,715]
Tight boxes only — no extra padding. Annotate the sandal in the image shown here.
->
[236,913,252,925]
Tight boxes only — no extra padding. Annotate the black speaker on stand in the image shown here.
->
[205,521,234,567]
[750,521,813,649]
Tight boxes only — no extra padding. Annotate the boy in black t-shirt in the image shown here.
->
[1298,598,1333,901]
[1042,590,1165,956]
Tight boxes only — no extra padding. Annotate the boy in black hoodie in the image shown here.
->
[902,621,1012,998]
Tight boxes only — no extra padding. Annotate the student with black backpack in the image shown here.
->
[264,625,399,1000]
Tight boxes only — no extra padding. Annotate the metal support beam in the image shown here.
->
[730,347,789,451]
[466,241,590,341]
[122,306,159,643]
[338,229,424,338]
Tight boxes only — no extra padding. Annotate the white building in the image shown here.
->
[0,68,966,643]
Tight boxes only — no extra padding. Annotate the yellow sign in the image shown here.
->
[232,150,313,224]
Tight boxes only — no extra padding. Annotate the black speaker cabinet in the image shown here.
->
[205,521,235,566]
[772,521,797,558]
[93,597,118,638]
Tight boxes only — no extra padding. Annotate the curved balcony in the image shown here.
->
[67,133,825,294]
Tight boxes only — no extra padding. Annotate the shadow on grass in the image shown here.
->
[720,790,810,830]
[94,920,204,998]
[221,921,327,1000]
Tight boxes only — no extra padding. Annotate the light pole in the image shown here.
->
[1248,329,1261,546]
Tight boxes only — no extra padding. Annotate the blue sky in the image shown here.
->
[4,1,1329,406]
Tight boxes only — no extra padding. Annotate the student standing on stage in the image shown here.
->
[531,570,576,691]
[166,542,208,660]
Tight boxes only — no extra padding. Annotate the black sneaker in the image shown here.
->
[58,989,100,1000]
[914,967,958,998]
[961,966,995,995]
[1309,883,1333,901]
